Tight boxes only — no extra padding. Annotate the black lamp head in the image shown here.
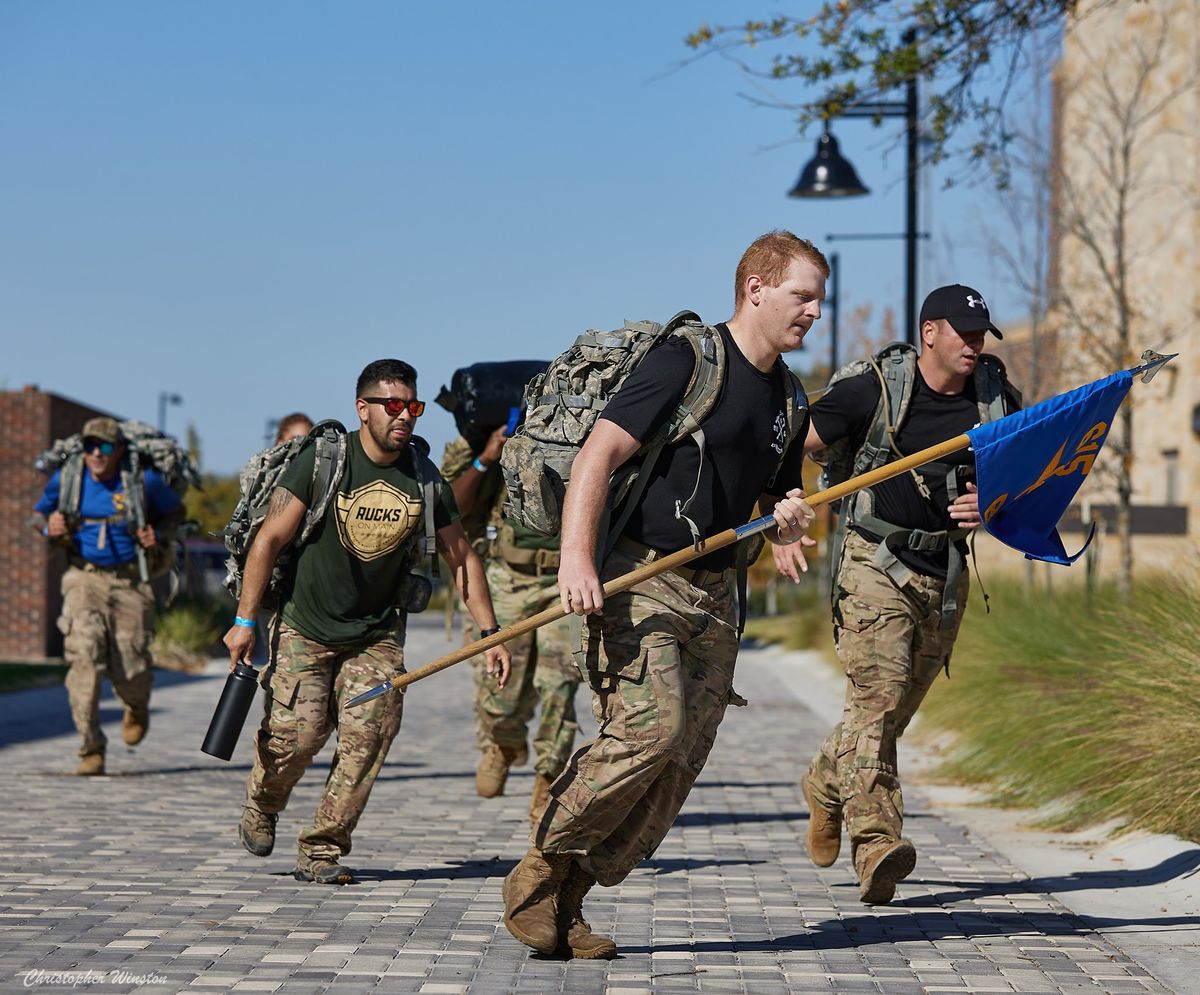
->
[788,131,870,198]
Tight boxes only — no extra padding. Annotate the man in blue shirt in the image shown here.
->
[33,417,183,775]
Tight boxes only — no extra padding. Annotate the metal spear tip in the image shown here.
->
[347,681,392,708]
[1138,349,1179,384]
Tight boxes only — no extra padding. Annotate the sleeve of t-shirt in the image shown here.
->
[764,406,812,497]
[440,436,474,482]
[143,469,183,518]
[34,470,62,516]
[277,440,317,505]
[598,338,695,443]
[809,373,883,449]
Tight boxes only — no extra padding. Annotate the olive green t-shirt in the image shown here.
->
[278,431,459,645]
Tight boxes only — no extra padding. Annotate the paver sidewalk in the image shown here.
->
[0,616,1191,993]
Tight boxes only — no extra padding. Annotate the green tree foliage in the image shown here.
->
[685,0,1106,168]
[186,473,241,540]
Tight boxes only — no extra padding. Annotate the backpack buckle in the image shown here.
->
[906,529,946,553]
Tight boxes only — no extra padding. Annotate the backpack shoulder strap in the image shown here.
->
[611,314,727,552]
[975,353,1021,422]
[58,453,85,527]
[841,343,928,547]
[407,441,442,577]
[299,419,348,544]
[765,363,809,493]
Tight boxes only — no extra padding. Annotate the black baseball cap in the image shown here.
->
[919,284,1003,339]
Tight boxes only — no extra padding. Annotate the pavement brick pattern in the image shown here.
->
[0,617,1176,994]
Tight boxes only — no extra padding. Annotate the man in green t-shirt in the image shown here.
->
[223,359,511,885]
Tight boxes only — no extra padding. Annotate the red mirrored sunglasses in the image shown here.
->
[361,397,426,418]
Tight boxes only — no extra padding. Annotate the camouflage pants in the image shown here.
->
[246,620,406,863]
[58,565,155,756]
[535,546,738,887]
[472,559,579,778]
[808,530,969,870]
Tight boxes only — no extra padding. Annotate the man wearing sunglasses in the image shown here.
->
[224,359,511,886]
[33,416,183,776]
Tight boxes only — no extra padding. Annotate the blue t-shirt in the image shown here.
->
[35,468,182,568]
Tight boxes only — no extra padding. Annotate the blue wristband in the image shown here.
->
[472,457,489,472]
[234,616,256,629]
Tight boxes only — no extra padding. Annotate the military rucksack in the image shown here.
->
[35,420,200,579]
[500,311,808,624]
[36,419,199,521]
[813,342,1021,625]
[220,421,441,613]
[500,311,734,552]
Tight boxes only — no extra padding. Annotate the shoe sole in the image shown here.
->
[501,874,558,955]
[238,825,274,858]
[859,842,917,905]
[293,867,354,885]
[476,779,505,798]
[568,941,618,960]
[802,776,841,868]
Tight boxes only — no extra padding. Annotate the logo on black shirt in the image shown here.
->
[771,411,788,455]
[334,480,422,562]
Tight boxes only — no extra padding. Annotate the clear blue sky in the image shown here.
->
[1,2,1029,475]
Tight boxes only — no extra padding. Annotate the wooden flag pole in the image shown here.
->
[356,432,972,700]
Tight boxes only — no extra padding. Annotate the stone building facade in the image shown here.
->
[1051,0,1199,561]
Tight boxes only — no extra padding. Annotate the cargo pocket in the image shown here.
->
[588,636,649,683]
[833,595,882,634]
[269,669,301,710]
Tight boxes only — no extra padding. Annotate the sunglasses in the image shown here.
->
[361,397,426,418]
[82,439,115,456]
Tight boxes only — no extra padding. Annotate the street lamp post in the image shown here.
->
[788,27,921,346]
[158,392,183,433]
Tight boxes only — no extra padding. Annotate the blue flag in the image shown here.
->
[966,370,1132,564]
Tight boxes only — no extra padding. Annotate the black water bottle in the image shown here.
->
[201,661,260,760]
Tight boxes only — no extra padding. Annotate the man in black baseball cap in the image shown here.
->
[776,279,1021,907]
[918,284,1004,339]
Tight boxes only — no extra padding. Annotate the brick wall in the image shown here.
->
[0,387,112,662]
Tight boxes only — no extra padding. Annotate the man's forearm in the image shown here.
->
[236,535,285,618]
[455,549,498,631]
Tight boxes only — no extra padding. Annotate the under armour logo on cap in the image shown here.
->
[918,284,1004,339]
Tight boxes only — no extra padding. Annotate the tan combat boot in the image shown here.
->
[802,769,842,867]
[558,862,617,959]
[857,838,917,905]
[238,806,278,857]
[122,705,149,746]
[77,752,105,776]
[476,744,516,798]
[502,847,571,954]
[528,773,552,825]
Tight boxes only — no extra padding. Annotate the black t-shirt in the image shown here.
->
[599,323,808,571]
[810,367,980,578]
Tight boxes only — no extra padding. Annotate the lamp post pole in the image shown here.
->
[829,251,840,372]
[788,27,922,346]
[158,392,182,433]
[904,27,919,348]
